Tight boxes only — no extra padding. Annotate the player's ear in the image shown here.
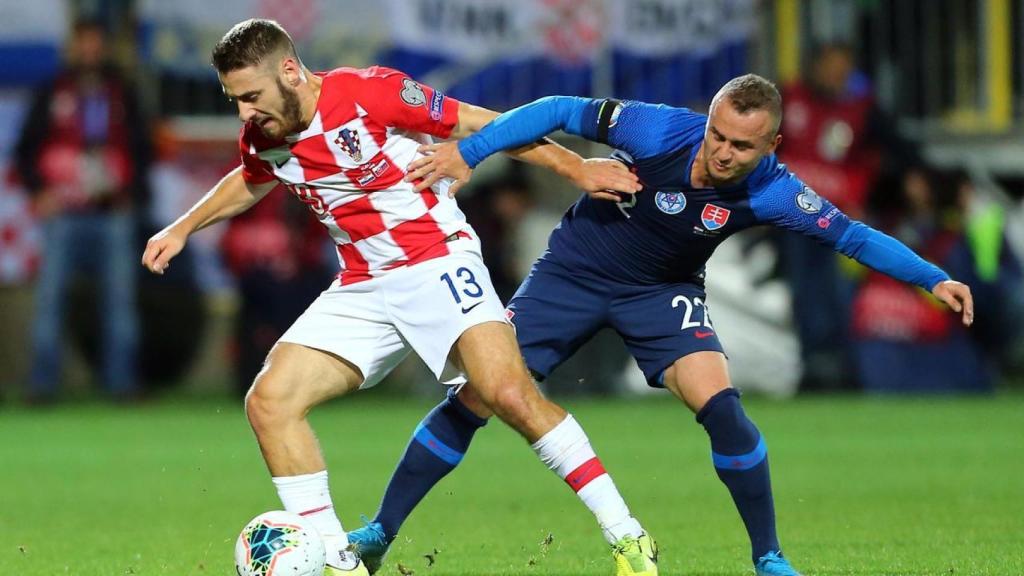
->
[767,133,782,154]
[280,56,301,86]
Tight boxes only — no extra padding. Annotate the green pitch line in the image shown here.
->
[1,394,1021,575]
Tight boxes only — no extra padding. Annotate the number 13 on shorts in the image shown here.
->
[441,267,485,313]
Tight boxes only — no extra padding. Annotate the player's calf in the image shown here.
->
[697,388,781,565]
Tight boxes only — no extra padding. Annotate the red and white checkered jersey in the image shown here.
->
[239,66,474,285]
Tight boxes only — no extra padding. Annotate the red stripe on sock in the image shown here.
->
[299,504,333,516]
[565,457,607,492]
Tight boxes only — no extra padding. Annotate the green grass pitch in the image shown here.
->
[2,394,1021,575]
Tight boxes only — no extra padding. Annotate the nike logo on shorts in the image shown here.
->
[461,302,483,314]
[694,330,715,339]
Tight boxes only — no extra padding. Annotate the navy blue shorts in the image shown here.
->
[506,257,724,387]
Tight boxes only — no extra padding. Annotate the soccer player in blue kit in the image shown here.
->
[348,75,974,576]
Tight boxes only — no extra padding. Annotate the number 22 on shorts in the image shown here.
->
[672,294,714,336]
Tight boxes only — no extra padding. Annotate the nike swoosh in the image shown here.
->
[461,302,483,314]
[694,330,715,339]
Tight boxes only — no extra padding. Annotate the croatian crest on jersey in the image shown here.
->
[334,128,363,163]
[701,204,731,230]
[796,185,823,214]
[654,191,687,214]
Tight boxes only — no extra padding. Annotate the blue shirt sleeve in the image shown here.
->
[457,97,703,167]
[751,171,950,291]
[457,96,593,168]
[591,100,706,159]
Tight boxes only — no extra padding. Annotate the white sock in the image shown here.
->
[272,470,348,548]
[531,415,645,543]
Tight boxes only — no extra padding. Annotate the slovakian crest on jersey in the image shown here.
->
[701,203,732,230]
[238,66,471,286]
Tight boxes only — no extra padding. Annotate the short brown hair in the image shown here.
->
[211,19,297,74]
[716,74,782,134]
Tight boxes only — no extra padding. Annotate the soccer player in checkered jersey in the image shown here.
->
[141,19,657,576]
[345,76,976,576]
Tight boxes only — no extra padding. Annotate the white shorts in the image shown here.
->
[278,249,507,388]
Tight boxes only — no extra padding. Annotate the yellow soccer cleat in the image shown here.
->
[324,548,370,576]
[612,532,659,576]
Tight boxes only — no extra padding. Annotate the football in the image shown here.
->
[234,511,326,576]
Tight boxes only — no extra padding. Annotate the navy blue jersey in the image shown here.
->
[544,100,849,285]
[458,95,949,290]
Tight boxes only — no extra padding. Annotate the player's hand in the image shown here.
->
[932,280,974,326]
[405,142,472,198]
[141,226,188,275]
[569,158,642,202]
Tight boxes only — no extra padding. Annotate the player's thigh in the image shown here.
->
[506,258,610,378]
[662,351,732,413]
[450,320,534,405]
[258,280,409,406]
[386,251,508,381]
[611,282,725,395]
[250,342,364,411]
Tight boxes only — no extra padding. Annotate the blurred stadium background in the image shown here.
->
[0,0,1021,398]
[0,1,1022,574]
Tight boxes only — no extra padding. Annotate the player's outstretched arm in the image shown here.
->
[141,166,275,275]
[755,181,975,326]
[408,100,639,200]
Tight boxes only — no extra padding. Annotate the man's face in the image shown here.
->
[812,48,854,99]
[220,63,303,139]
[701,97,781,186]
[72,25,106,70]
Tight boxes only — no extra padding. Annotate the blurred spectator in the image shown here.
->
[221,188,333,397]
[852,169,1022,392]
[777,42,922,391]
[14,19,151,402]
[947,172,1024,374]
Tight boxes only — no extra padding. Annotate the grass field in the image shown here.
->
[2,393,1022,575]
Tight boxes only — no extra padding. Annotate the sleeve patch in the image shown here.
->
[400,78,427,107]
[795,185,823,214]
[429,89,444,121]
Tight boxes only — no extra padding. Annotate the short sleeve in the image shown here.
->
[238,129,277,185]
[350,67,460,138]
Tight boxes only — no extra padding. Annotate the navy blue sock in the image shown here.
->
[696,388,779,563]
[373,387,487,541]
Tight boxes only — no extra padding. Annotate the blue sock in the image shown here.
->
[373,387,487,541]
[696,388,779,563]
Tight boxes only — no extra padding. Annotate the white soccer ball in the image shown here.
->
[234,511,326,576]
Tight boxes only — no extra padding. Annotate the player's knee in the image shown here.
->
[245,372,301,430]
[487,378,541,428]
